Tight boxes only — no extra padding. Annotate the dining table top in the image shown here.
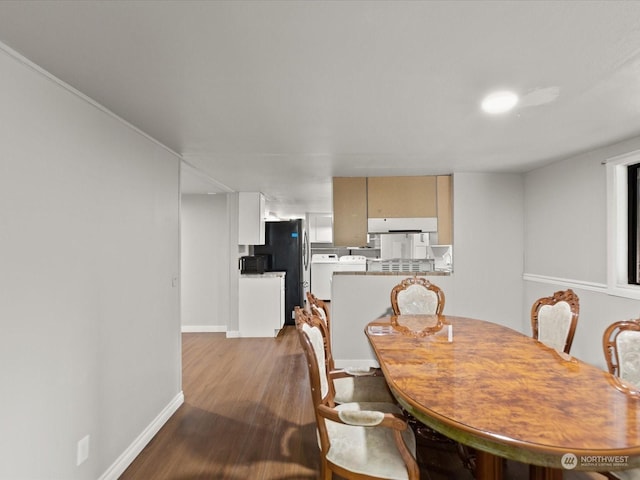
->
[365,314,640,472]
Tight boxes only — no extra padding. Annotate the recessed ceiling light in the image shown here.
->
[481,90,519,114]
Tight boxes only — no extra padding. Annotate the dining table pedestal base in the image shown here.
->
[476,450,503,480]
[475,451,562,480]
[529,465,562,480]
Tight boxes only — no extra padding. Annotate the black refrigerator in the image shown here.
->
[253,219,308,326]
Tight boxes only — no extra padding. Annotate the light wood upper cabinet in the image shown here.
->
[367,176,437,218]
[331,175,453,247]
[436,175,453,245]
[332,177,368,246]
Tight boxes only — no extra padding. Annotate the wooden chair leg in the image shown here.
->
[321,459,331,480]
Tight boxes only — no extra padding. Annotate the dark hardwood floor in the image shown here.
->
[119,326,604,480]
[120,327,319,480]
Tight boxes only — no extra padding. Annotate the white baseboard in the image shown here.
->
[181,325,227,333]
[523,273,607,293]
[98,391,184,480]
[226,330,241,338]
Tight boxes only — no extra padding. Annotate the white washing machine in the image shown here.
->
[336,255,368,272]
[310,254,340,300]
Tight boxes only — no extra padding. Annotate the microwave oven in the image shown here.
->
[239,255,269,274]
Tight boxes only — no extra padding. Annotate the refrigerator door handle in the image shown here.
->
[303,230,309,271]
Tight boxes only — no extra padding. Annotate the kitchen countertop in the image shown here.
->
[240,271,286,278]
[334,271,451,276]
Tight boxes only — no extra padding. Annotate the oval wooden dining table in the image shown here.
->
[365,314,640,480]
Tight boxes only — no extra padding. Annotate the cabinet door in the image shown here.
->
[367,176,437,218]
[239,276,281,337]
[436,175,453,244]
[332,177,368,246]
[308,213,333,243]
[238,192,265,245]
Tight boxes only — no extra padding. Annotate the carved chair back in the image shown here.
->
[603,319,640,390]
[307,291,331,331]
[391,276,445,316]
[530,289,580,354]
[295,306,336,404]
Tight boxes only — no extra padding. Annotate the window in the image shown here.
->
[628,163,640,285]
[607,150,640,298]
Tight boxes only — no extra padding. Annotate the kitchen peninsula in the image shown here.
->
[329,174,527,372]
[331,271,455,369]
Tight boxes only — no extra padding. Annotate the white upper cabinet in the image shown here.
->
[238,192,265,245]
[307,213,333,243]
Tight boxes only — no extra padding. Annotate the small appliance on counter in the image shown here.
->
[379,233,430,260]
[429,245,453,272]
[239,255,269,274]
[336,255,368,271]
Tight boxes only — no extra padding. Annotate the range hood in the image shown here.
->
[368,217,438,233]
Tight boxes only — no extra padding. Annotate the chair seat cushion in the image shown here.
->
[334,375,395,404]
[324,402,416,480]
[344,366,377,376]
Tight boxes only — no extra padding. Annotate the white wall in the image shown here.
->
[450,173,524,328]
[181,194,229,331]
[524,136,640,369]
[525,149,608,283]
[0,46,181,479]
[332,172,525,367]
[227,192,241,336]
[332,274,455,366]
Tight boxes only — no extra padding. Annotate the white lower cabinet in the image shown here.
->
[239,272,285,337]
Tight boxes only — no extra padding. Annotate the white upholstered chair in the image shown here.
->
[295,307,420,480]
[603,318,640,390]
[530,289,580,354]
[306,292,334,367]
[600,319,640,480]
[390,277,445,316]
[300,299,395,404]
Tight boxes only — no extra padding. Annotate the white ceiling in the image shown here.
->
[1,1,640,217]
